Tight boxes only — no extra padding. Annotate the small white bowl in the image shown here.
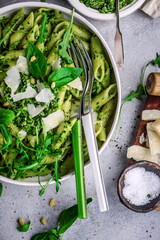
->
[67,0,146,20]
[0,2,121,186]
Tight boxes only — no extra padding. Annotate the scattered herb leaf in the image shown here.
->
[147,194,150,198]
[31,198,92,240]
[0,183,3,197]
[115,84,145,138]
[142,53,160,95]
[17,222,31,232]
[39,158,61,196]
[0,18,21,46]
[0,109,15,124]
[27,42,47,80]
[59,9,75,64]
[48,67,83,88]
[59,198,92,234]
[39,13,48,43]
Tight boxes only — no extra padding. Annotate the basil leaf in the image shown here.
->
[17,222,31,232]
[31,228,61,240]
[59,9,75,64]
[0,183,3,197]
[0,109,15,124]
[48,67,83,88]
[58,198,92,234]
[27,42,47,80]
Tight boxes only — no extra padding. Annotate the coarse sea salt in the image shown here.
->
[122,167,160,206]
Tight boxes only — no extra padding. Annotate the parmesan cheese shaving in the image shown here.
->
[4,66,20,93]
[147,122,160,155]
[27,104,45,118]
[42,109,64,132]
[36,88,54,104]
[11,85,37,102]
[16,56,29,74]
[142,110,160,121]
[68,77,83,90]
[52,57,61,70]
[18,130,27,137]
[127,145,158,163]
[152,119,160,137]
[37,80,45,92]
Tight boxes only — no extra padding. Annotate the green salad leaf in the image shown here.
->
[59,9,75,64]
[27,42,47,80]
[31,198,92,240]
[17,222,31,232]
[0,109,15,124]
[0,183,3,198]
[48,67,83,88]
[142,53,160,95]
[39,13,48,43]
[0,18,22,46]
[115,84,145,138]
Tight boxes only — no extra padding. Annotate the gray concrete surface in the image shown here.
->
[0,0,160,239]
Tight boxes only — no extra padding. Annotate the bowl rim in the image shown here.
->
[0,2,121,186]
[67,0,146,20]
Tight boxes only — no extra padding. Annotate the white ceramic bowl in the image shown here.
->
[0,2,121,186]
[67,0,146,20]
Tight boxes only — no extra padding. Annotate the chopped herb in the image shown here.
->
[147,194,150,198]
[17,221,31,232]
[31,198,92,240]
[48,67,83,88]
[27,42,47,80]
[38,13,48,43]
[59,9,75,64]
[0,183,3,197]
[115,84,145,138]
[142,53,160,95]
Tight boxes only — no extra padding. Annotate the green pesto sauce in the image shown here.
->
[0,73,59,135]
[80,0,134,13]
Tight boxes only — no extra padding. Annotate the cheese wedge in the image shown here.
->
[147,122,160,155]
[142,110,160,121]
[152,119,160,137]
[127,145,158,163]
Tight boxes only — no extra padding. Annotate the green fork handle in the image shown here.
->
[72,118,87,219]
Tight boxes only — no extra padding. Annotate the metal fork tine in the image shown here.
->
[70,43,80,68]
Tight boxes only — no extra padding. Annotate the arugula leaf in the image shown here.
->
[58,198,92,234]
[0,124,12,151]
[27,42,47,80]
[142,53,160,95]
[0,18,21,46]
[48,67,83,88]
[39,13,48,43]
[39,158,61,196]
[115,84,145,139]
[0,183,3,197]
[31,198,92,240]
[17,222,31,232]
[0,109,15,124]
[59,9,75,64]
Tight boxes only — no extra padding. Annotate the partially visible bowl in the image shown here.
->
[67,0,146,20]
[0,2,121,186]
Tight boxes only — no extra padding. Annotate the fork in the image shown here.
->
[114,0,124,67]
[70,38,109,212]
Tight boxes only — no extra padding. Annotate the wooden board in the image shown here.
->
[128,95,160,210]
